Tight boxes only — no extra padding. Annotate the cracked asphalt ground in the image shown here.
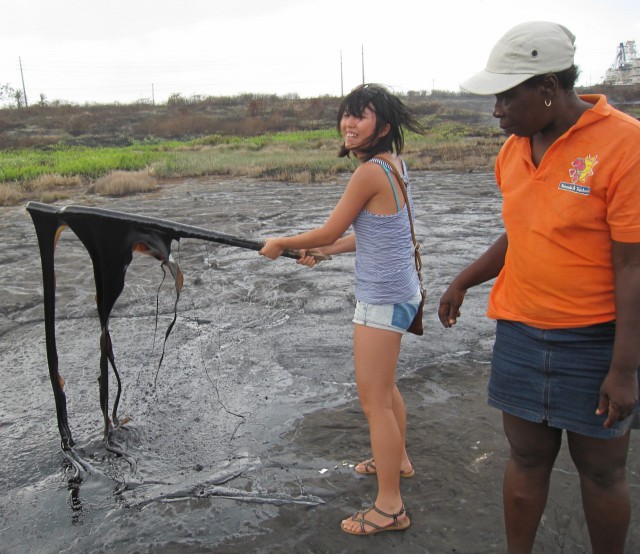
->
[1,174,638,553]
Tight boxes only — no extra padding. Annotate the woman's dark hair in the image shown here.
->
[336,83,425,160]
[523,64,580,91]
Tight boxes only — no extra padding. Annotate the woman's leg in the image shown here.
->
[502,413,562,554]
[341,324,407,532]
[391,383,413,473]
[355,382,413,475]
[567,430,631,554]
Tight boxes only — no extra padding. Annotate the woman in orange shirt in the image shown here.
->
[439,21,640,554]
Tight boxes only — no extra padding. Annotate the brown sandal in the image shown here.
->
[341,504,411,535]
[355,458,416,478]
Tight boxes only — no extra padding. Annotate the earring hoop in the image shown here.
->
[544,99,552,107]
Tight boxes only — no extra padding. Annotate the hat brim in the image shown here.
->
[459,70,534,95]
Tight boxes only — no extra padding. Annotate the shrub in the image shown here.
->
[87,170,158,197]
[65,112,96,136]
[0,184,22,206]
[23,173,84,192]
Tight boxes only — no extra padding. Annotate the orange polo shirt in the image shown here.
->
[487,94,640,329]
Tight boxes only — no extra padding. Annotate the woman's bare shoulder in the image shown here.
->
[351,159,388,183]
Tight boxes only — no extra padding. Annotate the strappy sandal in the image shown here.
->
[355,458,416,478]
[340,504,411,535]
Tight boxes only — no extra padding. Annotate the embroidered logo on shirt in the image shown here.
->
[569,155,598,184]
[558,182,591,195]
[558,155,598,196]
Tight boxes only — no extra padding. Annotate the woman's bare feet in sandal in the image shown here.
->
[340,503,410,535]
[354,457,415,478]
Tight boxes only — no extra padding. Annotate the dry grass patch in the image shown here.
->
[87,170,158,197]
[0,174,82,206]
[273,170,313,183]
[25,173,84,192]
[407,137,503,171]
[36,191,72,203]
[0,184,22,206]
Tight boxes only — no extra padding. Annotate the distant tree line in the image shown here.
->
[0,83,22,108]
[0,83,48,108]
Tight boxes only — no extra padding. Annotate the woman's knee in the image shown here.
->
[358,395,392,421]
[503,414,562,471]
[580,463,627,489]
[508,444,559,473]
[568,432,630,488]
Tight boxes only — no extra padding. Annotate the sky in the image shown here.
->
[1,0,639,105]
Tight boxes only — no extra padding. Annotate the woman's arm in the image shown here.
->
[260,163,381,260]
[296,234,356,267]
[438,232,508,327]
[597,240,640,428]
[306,233,357,257]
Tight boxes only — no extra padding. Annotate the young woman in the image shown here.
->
[260,83,425,535]
[439,22,640,554]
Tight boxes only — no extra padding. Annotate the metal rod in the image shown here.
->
[26,202,330,262]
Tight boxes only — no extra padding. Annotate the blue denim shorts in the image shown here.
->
[352,291,422,335]
[489,320,640,439]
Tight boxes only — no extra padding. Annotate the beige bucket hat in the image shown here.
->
[460,21,576,95]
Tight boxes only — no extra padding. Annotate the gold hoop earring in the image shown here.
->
[545,99,552,107]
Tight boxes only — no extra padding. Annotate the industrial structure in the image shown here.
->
[603,40,640,85]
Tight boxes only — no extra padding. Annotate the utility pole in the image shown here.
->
[152,83,155,105]
[19,57,28,107]
[340,50,344,96]
[361,45,365,84]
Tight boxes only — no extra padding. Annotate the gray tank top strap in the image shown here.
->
[368,158,402,212]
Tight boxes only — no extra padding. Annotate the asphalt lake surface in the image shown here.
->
[1,172,638,553]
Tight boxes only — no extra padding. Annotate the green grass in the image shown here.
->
[0,130,346,184]
[0,145,160,182]
[0,124,503,206]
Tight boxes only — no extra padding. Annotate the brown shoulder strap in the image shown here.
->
[379,158,422,273]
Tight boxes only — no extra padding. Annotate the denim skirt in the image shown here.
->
[489,320,640,439]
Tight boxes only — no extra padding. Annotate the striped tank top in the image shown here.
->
[352,158,420,304]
